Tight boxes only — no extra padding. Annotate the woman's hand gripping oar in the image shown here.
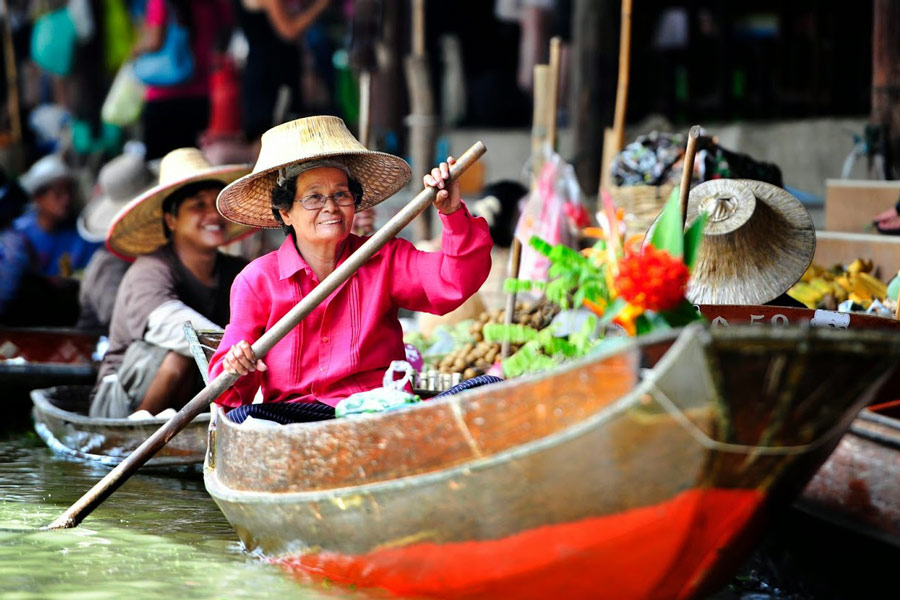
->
[46,141,487,530]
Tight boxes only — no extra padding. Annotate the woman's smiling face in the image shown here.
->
[279,167,355,248]
[164,186,228,251]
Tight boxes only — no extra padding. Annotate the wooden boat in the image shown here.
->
[799,399,900,547]
[697,304,900,331]
[0,326,99,382]
[698,304,900,546]
[1,326,100,423]
[31,385,210,468]
[203,324,900,600]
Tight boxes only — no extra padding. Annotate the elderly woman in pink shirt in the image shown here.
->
[209,117,491,418]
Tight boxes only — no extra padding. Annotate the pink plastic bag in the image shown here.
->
[514,152,586,284]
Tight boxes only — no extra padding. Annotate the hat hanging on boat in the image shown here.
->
[19,154,74,195]
[106,147,252,260]
[217,115,412,229]
[78,150,155,243]
[685,179,816,305]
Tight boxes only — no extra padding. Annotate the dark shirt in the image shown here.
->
[76,248,131,332]
[96,243,246,382]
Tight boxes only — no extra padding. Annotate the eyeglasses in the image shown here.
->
[296,191,358,210]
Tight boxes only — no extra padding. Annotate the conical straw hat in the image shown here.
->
[685,179,816,305]
[217,116,412,228]
[106,148,252,260]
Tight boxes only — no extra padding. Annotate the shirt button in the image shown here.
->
[322,336,329,344]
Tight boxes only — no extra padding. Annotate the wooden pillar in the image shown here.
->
[405,0,435,241]
[872,0,900,178]
[569,0,618,198]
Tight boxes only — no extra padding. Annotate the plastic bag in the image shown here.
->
[68,0,95,41]
[101,62,145,126]
[31,8,77,76]
[335,361,421,417]
[514,151,587,284]
[133,17,195,87]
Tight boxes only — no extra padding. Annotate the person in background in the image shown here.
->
[132,0,234,159]
[210,116,491,419]
[76,149,154,332]
[233,0,330,149]
[0,170,32,323]
[90,148,251,418]
[15,154,101,277]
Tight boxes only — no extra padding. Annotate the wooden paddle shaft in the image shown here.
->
[680,126,701,227]
[46,141,487,530]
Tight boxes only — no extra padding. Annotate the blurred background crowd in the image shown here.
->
[0,0,878,330]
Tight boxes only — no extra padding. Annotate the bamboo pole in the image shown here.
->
[680,126,701,226]
[46,141,488,531]
[412,0,425,58]
[547,37,562,150]
[358,70,372,148]
[599,0,633,193]
[405,0,435,242]
[502,63,552,360]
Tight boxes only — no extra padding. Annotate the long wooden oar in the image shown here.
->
[46,141,487,530]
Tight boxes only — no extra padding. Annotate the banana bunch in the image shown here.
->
[789,259,885,310]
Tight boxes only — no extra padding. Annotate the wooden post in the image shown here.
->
[502,63,553,360]
[680,126,701,227]
[405,0,435,241]
[0,0,21,145]
[872,0,900,178]
[599,0,633,194]
[412,0,425,58]
[359,70,372,148]
[547,37,562,150]
[570,0,617,195]
[531,65,551,175]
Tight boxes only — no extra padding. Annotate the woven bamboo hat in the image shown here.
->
[685,179,816,305]
[217,115,412,228]
[106,148,252,260]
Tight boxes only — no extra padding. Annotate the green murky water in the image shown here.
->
[0,431,348,600]
[4,427,899,600]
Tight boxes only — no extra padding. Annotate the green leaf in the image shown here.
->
[649,187,684,258]
[658,299,704,327]
[529,236,553,257]
[683,212,707,270]
[634,314,654,335]
[889,273,899,301]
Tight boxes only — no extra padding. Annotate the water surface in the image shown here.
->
[0,431,348,599]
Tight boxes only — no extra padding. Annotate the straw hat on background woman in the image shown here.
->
[208,115,493,424]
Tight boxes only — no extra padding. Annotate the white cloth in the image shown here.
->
[144,299,221,356]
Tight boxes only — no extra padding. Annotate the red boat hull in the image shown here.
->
[280,487,765,600]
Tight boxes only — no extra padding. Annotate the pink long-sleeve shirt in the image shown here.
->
[210,204,492,408]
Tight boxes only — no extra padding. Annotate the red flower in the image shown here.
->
[614,246,690,312]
